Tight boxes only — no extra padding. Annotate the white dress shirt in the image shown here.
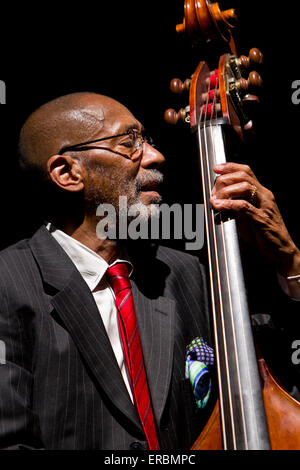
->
[46,223,134,402]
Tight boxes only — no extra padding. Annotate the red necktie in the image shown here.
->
[106,263,160,450]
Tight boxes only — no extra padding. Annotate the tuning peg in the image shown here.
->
[176,20,185,35]
[164,107,190,125]
[237,48,264,69]
[170,78,191,94]
[221,8,237,24]
[236,71,263,94]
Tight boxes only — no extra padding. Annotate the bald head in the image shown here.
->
[18,91,132,175]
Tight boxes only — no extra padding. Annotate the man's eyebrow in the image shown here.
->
[122,123,143,133]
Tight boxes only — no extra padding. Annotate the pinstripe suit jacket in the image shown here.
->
[0,225,212,450]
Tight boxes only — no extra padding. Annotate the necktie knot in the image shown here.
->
[106,263,131,294]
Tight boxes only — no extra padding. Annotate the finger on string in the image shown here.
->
[212,181,257,201]
[213,162,255,177]
[210,197,259,215]
[213,171,256,190]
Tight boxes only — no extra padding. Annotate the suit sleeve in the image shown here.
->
[0,278,44,449]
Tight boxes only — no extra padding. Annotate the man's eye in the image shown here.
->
[121,140,135,148]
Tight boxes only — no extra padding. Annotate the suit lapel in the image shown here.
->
[131,281,175,426]
[29,226,142,433]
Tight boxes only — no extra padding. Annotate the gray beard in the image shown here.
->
[85,167,163,212]
[84,167,163,239]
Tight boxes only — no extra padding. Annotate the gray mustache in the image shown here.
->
[135,170,164,191]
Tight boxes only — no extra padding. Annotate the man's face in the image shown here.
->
[79,97,165,215]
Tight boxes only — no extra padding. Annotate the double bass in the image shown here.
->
[165,0,300,450]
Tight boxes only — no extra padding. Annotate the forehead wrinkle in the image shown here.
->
[65,108,105,142]
[106,118,142,137]
[100,101,141,135]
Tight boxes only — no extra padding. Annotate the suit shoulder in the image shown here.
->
[0,238,33,281]
[0,238,31,260]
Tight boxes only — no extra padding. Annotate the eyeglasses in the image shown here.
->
[58,128,154,160]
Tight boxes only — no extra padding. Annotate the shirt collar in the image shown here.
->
[46,222,133,291]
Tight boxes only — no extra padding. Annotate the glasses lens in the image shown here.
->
[126,129,155,158]
[135,137,143,150]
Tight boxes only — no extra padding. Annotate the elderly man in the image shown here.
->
[0,92,299,450]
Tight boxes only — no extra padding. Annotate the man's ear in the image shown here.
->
[47,155,84,192]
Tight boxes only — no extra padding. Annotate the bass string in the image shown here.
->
[202,74,247,448]
[197,78,230,448]
[200,80,234,448]
[207,95,258,448]
[209,77,255,447]
[207,84,236,447]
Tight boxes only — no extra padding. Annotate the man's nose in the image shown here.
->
[140,142,165,169]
